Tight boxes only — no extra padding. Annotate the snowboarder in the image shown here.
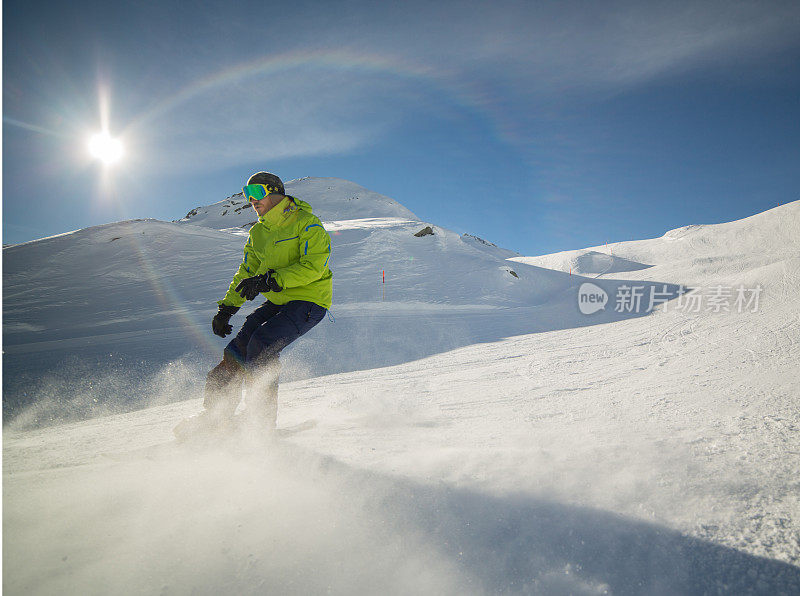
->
[175,172,332,441]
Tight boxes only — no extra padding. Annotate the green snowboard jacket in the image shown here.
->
[219,196,332,310]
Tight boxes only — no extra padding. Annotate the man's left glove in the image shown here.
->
[235,269,282,301]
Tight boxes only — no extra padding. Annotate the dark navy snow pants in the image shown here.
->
[225,300,327,369]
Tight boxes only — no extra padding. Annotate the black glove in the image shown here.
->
[235,270,282,301]
[212,304,239,338]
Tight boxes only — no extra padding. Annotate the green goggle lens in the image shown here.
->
[242,183,282,202]
[242,184,268,202]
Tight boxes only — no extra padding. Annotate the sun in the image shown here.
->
[88,131,124,164]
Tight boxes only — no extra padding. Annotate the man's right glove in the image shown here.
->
[235,270,282,301]
[212,304,239,338]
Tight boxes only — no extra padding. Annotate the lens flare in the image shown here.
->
[88,132,124,164]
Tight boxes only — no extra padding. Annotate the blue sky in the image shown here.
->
[3,0,799,255]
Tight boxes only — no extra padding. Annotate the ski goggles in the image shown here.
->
[242,183,282,202]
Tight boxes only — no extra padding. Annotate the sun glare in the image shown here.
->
[88,132,124,164]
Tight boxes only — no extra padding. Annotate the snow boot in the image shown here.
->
[173,353,245,442]
[203,352,246,414]
[238,358,280,439]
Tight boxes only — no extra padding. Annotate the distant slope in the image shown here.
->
[512,201,800,286]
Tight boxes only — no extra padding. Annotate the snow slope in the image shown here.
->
[3,186,799,594]
[512,202,800,287]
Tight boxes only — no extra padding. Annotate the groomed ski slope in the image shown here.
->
[3,182,799,594]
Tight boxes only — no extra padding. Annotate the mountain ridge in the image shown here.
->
[176,176,419,230]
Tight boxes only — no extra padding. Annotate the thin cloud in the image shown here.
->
[407,0,800,92]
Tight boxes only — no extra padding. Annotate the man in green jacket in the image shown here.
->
[175,172,332,440]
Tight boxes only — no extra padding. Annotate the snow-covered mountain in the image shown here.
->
[4,182,799,594]
[4,177,677,425]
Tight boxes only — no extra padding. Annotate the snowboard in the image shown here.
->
[102,419,317,462]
